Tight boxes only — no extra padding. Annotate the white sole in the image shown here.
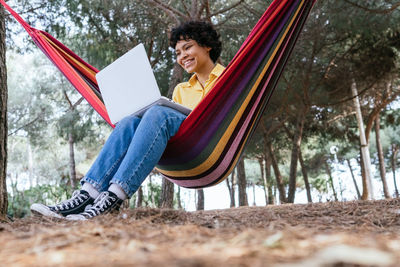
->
[66,214,87,221]
[30,203,64,219]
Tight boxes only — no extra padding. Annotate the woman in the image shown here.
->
[30,20,224,220]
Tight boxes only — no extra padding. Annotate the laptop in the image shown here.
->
[96,43,191,124]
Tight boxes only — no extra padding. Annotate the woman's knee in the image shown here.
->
[143,105,169,122]
[115,114,140,130]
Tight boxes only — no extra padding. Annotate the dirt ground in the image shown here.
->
[1,199,400,267]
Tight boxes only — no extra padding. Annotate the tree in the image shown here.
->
[0,4,8,220]
[225,170,236,207]
[237,157,248,206]
[375,115,390,198]
[196,189,204,210]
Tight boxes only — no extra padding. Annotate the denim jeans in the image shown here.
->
[81,105,187,198]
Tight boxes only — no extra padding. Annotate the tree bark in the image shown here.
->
[0,5,8,220]
[252,183,256,206]
[177,186,182,209]
[237,157,248,206]
[346,159,361,200]
[392,145,399,198]
[375,116,390,198]
[136,186,143,208]
[148,176,156,206]
[324,160,338,202]
[287,111,306,203]
[160,179,174,208]
[28,142,34,188]
[265,151,274,204]
[351,79,374,200]
[196,189,204,210]
[267,142,286,203]
[258,157,269,205]
[226,169,235,207]
[299,150,312,203]
[68,132,76,189]
[167,63,184,97]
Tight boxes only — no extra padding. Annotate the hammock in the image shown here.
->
[1,0,316,189]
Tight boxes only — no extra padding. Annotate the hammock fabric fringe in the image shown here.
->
[1,0,316,189]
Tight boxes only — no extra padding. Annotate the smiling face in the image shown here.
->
[175,39,213,74]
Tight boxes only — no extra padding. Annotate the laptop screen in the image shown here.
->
[96,43,161,124]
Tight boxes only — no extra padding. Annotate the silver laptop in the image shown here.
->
[96,43,191,124]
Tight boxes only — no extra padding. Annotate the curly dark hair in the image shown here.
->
[169,21,222,63]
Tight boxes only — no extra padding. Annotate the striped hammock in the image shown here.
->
[1,0,316,189]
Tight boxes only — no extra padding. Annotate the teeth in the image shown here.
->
[183,59,193,66]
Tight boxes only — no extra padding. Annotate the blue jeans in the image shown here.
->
[81,105,187,198]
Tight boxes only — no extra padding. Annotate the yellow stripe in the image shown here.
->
[157,0,304,177]
[41,34,97,80]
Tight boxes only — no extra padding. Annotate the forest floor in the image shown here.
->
[1,199,400,267]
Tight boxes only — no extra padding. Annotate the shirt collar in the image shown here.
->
[188,63,225,87]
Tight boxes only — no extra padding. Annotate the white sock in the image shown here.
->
[82,182,100,199]
[108,183,127,200]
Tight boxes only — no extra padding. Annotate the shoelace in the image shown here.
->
[82,192,116,218]
[53,190,88,211]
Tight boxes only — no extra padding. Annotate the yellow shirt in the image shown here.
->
[172,64,225,110]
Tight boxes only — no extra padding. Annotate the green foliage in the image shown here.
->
[8,184,72,218]
[142,182,162,208]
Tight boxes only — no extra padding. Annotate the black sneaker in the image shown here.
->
[30,190,95,218]
[66,191,123,221]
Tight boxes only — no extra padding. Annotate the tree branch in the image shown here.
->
[8,115,42,136]
[145,0,188,22]
[73,97,85,109]
[179,0,191,17]
[210,0,245,17]
[63,90,74,110]
[19,3,48,16]
[326,111,357,125]
[365,83,400,141]
[343,0,400,14]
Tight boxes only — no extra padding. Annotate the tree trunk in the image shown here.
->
[196,189,204,210]
[324,160,338,202]
[265,152,274,204]
[267,142,286,203]
[226,169,235,207]
[346,159,361,200]
[148,176,156,206]
[0,5,8,220]
[351,79,374,200]
[392,145,399,198]
[237,157,248,206]
[167,63,184,97]
[358,151,369,200]
[68,132,76,189]
[160,178,174,208]
[252,183,256,206]
[28,142,34,188]
[288,111,306,203]
[177,186,182,209]
[258,157,269,205]
[231,170,236,207]
[136,186,143,208]
[299,150,312,203]
[375,116,390,198]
